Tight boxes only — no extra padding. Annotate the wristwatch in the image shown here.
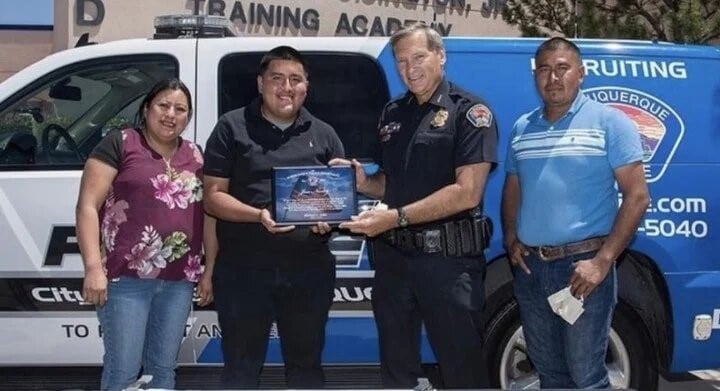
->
[396,207,409,228]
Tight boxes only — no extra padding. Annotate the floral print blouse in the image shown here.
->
[89,128,204,282]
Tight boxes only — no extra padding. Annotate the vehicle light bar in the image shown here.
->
[153,15,235,39]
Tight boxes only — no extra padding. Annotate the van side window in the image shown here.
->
[218,52,389,159]
[0,56,178,169]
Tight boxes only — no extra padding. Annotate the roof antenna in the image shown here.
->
[574,0,579,38]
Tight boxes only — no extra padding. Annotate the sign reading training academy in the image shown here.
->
[75,0,509,36]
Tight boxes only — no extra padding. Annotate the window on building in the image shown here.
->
[218,52,389,159]
[0,55,178,169]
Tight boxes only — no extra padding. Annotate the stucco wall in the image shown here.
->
[0,29,53,83]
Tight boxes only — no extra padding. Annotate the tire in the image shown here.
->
[484,299,658,390]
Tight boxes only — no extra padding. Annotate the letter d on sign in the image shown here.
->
[76,0,105,26]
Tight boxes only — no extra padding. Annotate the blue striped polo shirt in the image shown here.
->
[505,91,643,246]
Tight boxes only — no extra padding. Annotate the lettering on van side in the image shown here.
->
[635,196,709,239]
[32,286,90,305]
[619,195,709,238]
[44,226,80,267]
[529,58,687,79]
[583,59,687,79]
[13,277,371,312]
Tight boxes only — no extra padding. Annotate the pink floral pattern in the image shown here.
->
[151,173,193,209]
[183,255,203,282]
[125,226,192,279]
[126,226,169,278]
[179,171,203,203]
[100,129,203,282]
[101,193,129,253]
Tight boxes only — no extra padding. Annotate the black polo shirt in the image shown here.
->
[204,98,345,263]
[377,79,498,213]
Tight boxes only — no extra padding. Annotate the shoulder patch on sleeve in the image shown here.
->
[466,103,493,128]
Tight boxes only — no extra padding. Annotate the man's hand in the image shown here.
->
[505,239,531,274]
[329,157,367,191]
[311,222,332,235]
[339,209,396,237]
[259,208,295,234]
[82,266,108,306]
[569,257,613,298]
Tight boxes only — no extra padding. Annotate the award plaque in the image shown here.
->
[271,165,357,225]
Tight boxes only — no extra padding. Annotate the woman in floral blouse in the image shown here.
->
[76,78,216,391]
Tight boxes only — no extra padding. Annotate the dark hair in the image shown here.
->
[134,78,193,129]
[258,45,309,78]
[389,22,445,56]
[535,37,582,62]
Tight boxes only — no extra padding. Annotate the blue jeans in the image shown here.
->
[97,277,193,391]
[513,250,617,389]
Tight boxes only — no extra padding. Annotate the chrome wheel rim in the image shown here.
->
[499,327,631,389]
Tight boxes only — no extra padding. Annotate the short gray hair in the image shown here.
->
[389,23,445,56]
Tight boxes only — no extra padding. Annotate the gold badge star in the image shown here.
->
[431,109,448,128]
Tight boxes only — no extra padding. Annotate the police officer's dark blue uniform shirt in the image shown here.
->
[377,78,498,210]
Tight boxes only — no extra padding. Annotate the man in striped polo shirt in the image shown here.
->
[501,37,650,389]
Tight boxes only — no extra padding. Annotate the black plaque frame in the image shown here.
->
[271,165,357,225]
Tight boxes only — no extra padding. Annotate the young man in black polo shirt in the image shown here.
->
[203,46,344,389]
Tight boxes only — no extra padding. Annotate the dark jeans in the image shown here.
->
[212,252,335,389]
[372,240,486,389]
[513,250,617,389]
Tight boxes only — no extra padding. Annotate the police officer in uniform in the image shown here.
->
[338,23,498,388]
[204,46,344,389]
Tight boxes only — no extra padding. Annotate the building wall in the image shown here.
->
[62,0,517,49]
[3,0,517,81]
[0,29,53,83]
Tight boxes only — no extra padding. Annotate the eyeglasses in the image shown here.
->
[534,64,573,78]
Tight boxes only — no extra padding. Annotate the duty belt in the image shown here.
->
[527,236,606,261]
[381,216,492,257]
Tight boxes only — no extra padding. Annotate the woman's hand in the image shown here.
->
[82,266,108,306]
[196,271,214,306]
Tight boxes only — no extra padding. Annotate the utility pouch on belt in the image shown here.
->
[384,213,493,257]
[472,214,493,252]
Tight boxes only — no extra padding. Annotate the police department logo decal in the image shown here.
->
[585,86,684,183]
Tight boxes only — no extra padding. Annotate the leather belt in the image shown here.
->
[527,236,606,261]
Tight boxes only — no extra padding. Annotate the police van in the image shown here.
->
[0,15,718,390]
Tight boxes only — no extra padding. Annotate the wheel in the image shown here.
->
[484,300,658,390]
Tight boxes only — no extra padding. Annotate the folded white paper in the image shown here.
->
[547,286,585,325]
